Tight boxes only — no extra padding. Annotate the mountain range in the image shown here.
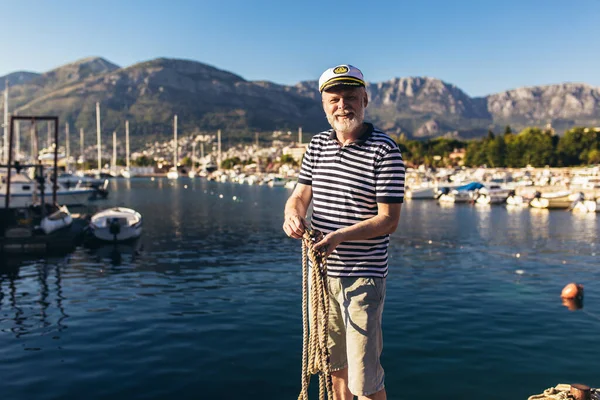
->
[1,56,599,144]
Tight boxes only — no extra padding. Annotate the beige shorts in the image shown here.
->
[327,276,386,396]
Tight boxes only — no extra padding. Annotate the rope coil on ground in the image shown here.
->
[298,228,333,400]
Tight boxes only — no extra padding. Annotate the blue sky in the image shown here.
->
[1,0,599,96]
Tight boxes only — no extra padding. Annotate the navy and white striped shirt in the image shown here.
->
[298,123,405,278]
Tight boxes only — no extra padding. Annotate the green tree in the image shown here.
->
[221,157,242,169]
[588,149,600,164]
[133,155,154,166]
[464,140,487,167]
[280,154,298,166]
[486,135,506,167]
[557,127,600,166]
[181,156,192,167]
[516,127,555,167]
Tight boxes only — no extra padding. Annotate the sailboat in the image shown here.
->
[121,120,134,178]
[167,115,179,179]
[188,140,197,178]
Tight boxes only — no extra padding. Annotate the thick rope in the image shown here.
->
[298,229,333,400]
[527,384,598,400]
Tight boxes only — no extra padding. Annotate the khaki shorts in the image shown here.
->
[327,276,386,396]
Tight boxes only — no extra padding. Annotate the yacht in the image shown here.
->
[1,170,95,208]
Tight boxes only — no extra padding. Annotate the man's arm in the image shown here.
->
[313,202,402,257]
[283,183,313,239]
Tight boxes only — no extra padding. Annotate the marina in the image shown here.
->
[0,177,599,400]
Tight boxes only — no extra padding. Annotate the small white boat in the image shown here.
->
[90,207,143,242]
[506,190,525,207]
[570,193,599,213]
[529,190,576,209]
[40,205,73,234]
[474,185,512,205]
[406,186,437,200]
[166,167,179,180]
[437,182,483,203]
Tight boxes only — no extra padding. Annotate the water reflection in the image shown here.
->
[86,239,144,267]
[562,297,583,311]
[0,258,69,337]
[529,208,550,239]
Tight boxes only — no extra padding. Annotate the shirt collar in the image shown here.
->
[328,123,374,146]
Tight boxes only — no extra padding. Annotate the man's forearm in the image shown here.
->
[284,195,308,220]
[334,213,399,243]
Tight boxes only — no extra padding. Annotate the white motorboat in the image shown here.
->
[474,185,512,205]
[437,182,484,204]
[89,207,143,242]
[121,169,135,179]
[39,205,73,234]
[406,186,437,200]
[1,171,96,208]
[166,167,179,180]
[569,192,599,213]
[529,190,576,209]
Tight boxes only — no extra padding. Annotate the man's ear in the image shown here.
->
[363,92,369,108]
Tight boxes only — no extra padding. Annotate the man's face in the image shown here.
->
[322,86,368,135]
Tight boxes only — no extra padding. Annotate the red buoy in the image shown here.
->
[561,283,584,299]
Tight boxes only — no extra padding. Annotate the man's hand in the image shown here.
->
[312,231,343,258]
[283,214,307,239]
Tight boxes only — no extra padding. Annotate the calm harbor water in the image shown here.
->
[1,178,599,400]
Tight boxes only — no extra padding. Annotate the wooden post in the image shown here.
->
[571,384,591,400]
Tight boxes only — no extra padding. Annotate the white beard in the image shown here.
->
[326,106,364,135]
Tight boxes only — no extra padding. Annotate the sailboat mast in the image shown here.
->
[173,115,178,167]
[112,131,117,173]
[192,140,196,167]
[80,128,84,169]
[96,102,102,172]
[65,122,70,171]
[15,113,20,159]
[126,120,130,170]
[3,80,8,163]
[47,121,52,148]
[217,129,221,168]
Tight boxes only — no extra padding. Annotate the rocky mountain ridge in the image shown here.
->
[1,57,599,143]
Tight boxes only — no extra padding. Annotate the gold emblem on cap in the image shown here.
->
[333,66,349,74]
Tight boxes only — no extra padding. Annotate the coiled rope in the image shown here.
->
[527,383,598,400]
[298,228,333,400]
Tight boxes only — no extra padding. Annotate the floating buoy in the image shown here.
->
[561,283,584,299]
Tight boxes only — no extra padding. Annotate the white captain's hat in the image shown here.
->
[318,64,365,93]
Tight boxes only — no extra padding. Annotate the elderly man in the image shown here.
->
[283,64,405,400]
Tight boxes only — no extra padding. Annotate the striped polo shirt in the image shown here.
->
[298,123,405,278]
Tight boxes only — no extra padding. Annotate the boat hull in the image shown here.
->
[0,189,95,208]
[91,225,142,242]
